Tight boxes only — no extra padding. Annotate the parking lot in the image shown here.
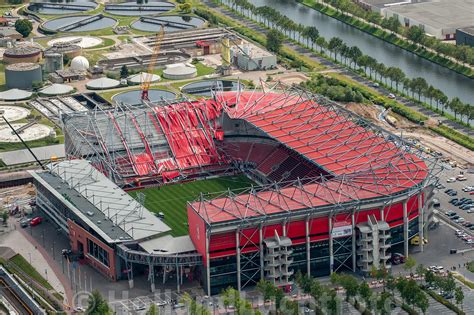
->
[434,165,474,236]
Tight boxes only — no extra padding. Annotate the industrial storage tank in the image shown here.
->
[5,63,43,90]
[44,53,64,73]
[45,43,82,59]
[3,46,43,64]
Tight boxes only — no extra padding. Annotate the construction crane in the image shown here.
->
[141,25,165,101]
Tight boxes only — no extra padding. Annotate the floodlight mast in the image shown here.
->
[141,25,165,101]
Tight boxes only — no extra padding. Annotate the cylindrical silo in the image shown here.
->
[5,63,43,90]
[44,53,64,73]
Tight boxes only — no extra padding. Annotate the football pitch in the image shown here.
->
[129,174,255,236]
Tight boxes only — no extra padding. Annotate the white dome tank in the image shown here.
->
[70,56,90,71]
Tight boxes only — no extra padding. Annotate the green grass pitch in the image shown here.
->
[129,175,255,236]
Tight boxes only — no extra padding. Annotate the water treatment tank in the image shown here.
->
[5,63,42,90]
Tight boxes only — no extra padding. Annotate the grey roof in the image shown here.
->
[386,0,474,31]
[0,144,65,165]
[29,159,171,243]
[458,26,474,35]
[40,84,74,96]
[139,235,196,254]
[0,89,32,101]
[86,77,120,90]
[0,28,20,37]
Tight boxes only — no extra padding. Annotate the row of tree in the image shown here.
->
[224,0,473,125]
[315,0,474,66]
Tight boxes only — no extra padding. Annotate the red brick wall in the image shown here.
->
[67,219,117,281]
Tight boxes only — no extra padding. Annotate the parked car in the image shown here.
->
[450,215,460,220]
[391,253,406,265]
[19,218,31,228]
[447,177,456,183]
[449,198,459,204]
[30,217,42,226]
[446,211,457,217]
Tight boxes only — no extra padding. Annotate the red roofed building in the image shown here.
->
[187,89,436,295]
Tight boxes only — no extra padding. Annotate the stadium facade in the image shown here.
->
[31,85,440,295]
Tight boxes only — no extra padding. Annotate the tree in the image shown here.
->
[359,281,372,309]
[376,292,391,315]
[86,290,112,315]
[331,273,359,302]
[328,37,343,61]
[403,256,416,274]
[266,29,283,53]
[348,46,362,69]
[120,65,129,79]
[181,293,210,315]
[15,19,33,38]
[455,286,464,309]
[409,77,428,101]
[386,275,396,295]
[316,36,327,54]
[406,26,425,44]
[2,211,8,224]
[222,287,255,314]
[415,291,429,315]
[145,304,158,315]
[256,279,284,309]
[425,270,436,288]
[387,67,405,92]
[448,97,464,120]
[178,2,192,13]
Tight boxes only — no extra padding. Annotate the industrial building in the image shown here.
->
[5,63,42,90]
[456,27,474,47]
[230,44,277,71]
[31,85,438,295]
[381,0,474,40]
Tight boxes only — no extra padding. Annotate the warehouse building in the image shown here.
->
[382,0,474,40]
[456,27,474,47]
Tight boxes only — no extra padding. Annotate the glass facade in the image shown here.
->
[209,255,237,295]
[87,239,110,267]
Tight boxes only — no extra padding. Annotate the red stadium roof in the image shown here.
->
[190,90,430,224]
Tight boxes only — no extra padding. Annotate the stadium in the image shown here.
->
[31,83,439,295]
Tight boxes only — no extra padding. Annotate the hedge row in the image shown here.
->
[425,289,465,315]
[429,125,474,151]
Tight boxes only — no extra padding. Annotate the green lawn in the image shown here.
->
[130,175,255,236]
[9,254,53,290]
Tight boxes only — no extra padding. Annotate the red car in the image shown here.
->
[30,217,42,226]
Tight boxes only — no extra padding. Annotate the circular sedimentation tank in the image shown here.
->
[42,14,116,33]
[0,106,31,122]
[112,89,176,106]
[48,36,102,49]
[181,80,244,96]
[162,63,197,80]
[105,1,175,16]
[28,0,97,15]
[131,15,205,33]
[0,123,53,143]
[3,46,43,64]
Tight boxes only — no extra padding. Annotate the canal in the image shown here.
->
[251,0,473,106]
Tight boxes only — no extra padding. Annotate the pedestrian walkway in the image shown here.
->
[205,0,474,138]
[0,220,68,303]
